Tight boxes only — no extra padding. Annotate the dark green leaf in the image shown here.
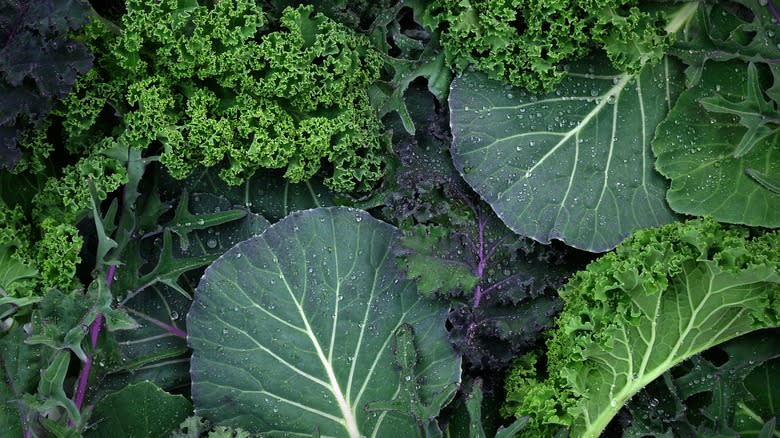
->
[164,168,335,222]
[0,327,41,437]
[188,207,461,436]
[747,168,780,195]
[698,63,779,158]
[449,57,682,252]
[365,324,458,436]
[85,381,192,438]
[653,61,780,226]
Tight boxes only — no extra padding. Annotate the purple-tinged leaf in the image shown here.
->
[389,83,590,370]
[0,0,93,169]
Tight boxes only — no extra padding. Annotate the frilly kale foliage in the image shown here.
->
[0,0,93,169]
[0,199,83,300]
[27,0,386,193]
[423,0,672,91]
[502,218,780,438]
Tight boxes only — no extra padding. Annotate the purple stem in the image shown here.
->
[127,309,187,339]
[72,265,115,414]
[479,273,521,298]
[2,3,28,49]
[770,0,780,25]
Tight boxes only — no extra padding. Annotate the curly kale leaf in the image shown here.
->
[424,0,674,91]
[0,0,93,169]
[502,218,780,438]
[53,0,386,193]
[0,202,37,299]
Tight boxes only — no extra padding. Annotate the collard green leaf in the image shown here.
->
[449,56,681,252]
[188,207,460,436]
[653,60,780,227]
[85,381,192,438]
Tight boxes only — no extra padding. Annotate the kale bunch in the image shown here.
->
[25,0,387,193]
[502,218,780,437]
[424,0,672,91]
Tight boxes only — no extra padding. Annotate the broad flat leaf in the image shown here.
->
[188,207,460,436]
[85,381,192,438]
[449,56,681,252]
[0,328,41,437]
[653,60,780,227]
